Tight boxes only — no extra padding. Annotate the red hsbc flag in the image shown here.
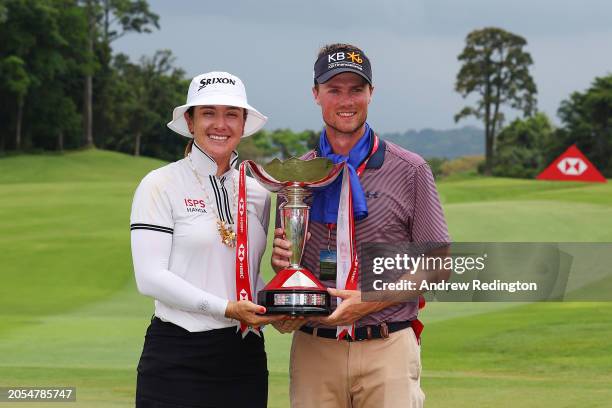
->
[536,144,607,183]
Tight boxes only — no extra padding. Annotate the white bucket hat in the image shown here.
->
[167,71,267,138]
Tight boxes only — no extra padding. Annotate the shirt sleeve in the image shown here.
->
[130,171,174,234]
[131,229,229,319]
[410,163,451,243]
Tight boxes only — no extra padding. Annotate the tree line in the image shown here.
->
[1,3,610,177]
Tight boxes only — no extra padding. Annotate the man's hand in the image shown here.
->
[272,316,307,334]
[225,300,285,326]
[314,288,399,326]
[271,227,311,273]
[271,228,291,273]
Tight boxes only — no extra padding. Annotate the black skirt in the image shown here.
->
[136,317,268,408]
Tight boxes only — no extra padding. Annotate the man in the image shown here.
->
[271,43,450,408]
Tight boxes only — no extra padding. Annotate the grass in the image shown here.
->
[1,149,611,407]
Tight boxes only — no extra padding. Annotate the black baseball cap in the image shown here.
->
[313,47,372,85]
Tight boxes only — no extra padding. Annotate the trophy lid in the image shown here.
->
[263,157,335,183]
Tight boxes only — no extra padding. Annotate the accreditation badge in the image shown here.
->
[319,249,337,281]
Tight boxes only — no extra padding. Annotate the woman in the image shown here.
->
[130,71,283,407]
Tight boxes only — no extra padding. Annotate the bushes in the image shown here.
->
[427,155,484,179]
[492,113,553,178]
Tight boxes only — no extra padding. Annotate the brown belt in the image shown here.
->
[299,320,412,341]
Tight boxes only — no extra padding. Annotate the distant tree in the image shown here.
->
[492,112,553,178]
[30,83,81,152]
[108,50,185,158]
[0,56,30,150]
[121,51,168,156]
[425,157,447,179]
[0,0,83,151]
[455,27,537,175]
[0,2,7,23]
[137,50,183,156]
[553,74,612,177]
[302,129,319,151]
[237,129,319,164]
[138,55,187,161]
[269,129,317,159]
[79,0,159,148]
[45,0,91,151]
[237,131,276,164]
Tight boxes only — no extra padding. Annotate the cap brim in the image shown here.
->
[316,68,372,85]
[167,94,267,138]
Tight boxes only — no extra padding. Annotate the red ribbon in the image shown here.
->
[235,162,259,338]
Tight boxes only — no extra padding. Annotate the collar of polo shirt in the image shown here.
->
[191,141,239,177]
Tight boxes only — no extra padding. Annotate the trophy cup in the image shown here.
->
[247,157,344,315]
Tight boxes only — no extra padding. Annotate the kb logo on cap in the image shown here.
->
[198,77,236,91]
[328,51,363,64]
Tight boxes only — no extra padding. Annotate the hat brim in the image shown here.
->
[316,68,372,85]
[167,94,268,138]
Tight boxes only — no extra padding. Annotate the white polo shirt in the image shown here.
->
[130,142,270,332]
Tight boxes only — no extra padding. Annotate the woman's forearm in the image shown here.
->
[131,229,229,319]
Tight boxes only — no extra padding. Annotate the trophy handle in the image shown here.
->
[279,184,310,269]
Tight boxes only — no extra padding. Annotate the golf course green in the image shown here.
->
[1,149,610,407]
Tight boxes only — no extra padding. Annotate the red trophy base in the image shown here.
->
[258,267,331,315]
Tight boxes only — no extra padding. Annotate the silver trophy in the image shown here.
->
[247,157,344,315]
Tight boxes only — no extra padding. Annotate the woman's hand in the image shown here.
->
[224,300,285,326]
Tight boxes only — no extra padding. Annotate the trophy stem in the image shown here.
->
[279,184,311,268]
[283,184,311,206]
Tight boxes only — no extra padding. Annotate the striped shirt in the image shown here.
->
[277,137,450,328]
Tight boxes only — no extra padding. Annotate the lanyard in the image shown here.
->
[355,134,380,177]
[326,134,379,249]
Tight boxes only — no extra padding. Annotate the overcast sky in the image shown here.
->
[114,0,612,133]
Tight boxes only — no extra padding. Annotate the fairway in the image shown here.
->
[1,150,611,407]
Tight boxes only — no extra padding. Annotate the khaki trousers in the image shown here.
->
[289,327,424,408]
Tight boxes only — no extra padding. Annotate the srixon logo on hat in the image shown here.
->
[198,77,236,91]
